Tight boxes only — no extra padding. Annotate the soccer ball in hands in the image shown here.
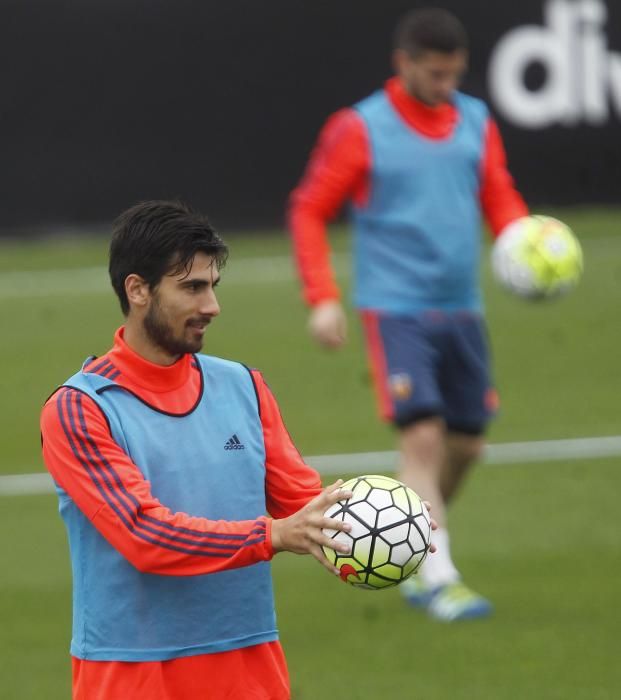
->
[322,475,431,590]
[491,215,583,300]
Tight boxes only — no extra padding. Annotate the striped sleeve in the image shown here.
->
[250,370,323,519]
[40,387,274,576]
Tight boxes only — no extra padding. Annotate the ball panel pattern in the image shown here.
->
[322,475,431,590]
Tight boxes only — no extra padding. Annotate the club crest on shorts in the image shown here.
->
[388,372,413,401]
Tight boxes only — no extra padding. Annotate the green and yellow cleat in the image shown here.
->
[426,581,493,622]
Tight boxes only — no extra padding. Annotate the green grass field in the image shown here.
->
[1,208,620,698]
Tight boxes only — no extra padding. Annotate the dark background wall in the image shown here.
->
[1,0,619,235]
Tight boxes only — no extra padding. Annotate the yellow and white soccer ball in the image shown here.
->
[322,475,431,590]
[491,215,583,300]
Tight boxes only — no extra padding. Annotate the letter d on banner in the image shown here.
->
[489,0,579,128]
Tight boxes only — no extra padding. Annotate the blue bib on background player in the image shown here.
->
[352,90,488,313]
[58,355,277,661]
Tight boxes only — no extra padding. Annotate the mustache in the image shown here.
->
[186,316,213,326]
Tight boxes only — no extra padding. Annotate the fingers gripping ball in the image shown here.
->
[491,216,583,300]
[322,475,431,590]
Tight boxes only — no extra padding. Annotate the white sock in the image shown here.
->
[421,527,460,589]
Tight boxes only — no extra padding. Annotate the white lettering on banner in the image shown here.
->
[488,0,621,128]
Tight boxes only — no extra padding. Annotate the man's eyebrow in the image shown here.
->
[178,276,202,283]
[178,276,221,287]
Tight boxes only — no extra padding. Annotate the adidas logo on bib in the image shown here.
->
[224,434,245,450]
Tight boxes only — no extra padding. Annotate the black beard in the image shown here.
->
[143,301,203,358]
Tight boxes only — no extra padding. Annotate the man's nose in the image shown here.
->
[200,289,220,316]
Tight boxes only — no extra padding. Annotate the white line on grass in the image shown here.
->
[0,472,55,496]
[4,230,619,300]
[3,229,619,300]
[0,255,351,299]
[307,435,621,473]
[2,435,620,497]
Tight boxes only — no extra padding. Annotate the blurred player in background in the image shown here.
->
[289,7,528,621]
[40,200,355,699]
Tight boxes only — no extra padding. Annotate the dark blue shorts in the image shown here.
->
[361,310,498,434]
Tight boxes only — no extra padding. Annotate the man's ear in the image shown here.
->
[124,274,151,309]
[392,48,410,75]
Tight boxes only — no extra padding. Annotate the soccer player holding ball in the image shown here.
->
[40,201,362,699]
[289,8,533,621]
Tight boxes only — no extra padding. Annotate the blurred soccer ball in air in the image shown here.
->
[491,215,583,300]
[322,475,431,590]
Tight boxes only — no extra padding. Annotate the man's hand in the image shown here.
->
[271,480,353,575]
[308,300,347,349]
[424,501,438,554]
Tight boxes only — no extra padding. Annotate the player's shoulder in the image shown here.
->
[193,353,260,382]
[42,354,114,410]
[352,87,388,114]
[321,105,366,140]
[41,383,104,432]
[454,91,490,119]
[195,355,267,413]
